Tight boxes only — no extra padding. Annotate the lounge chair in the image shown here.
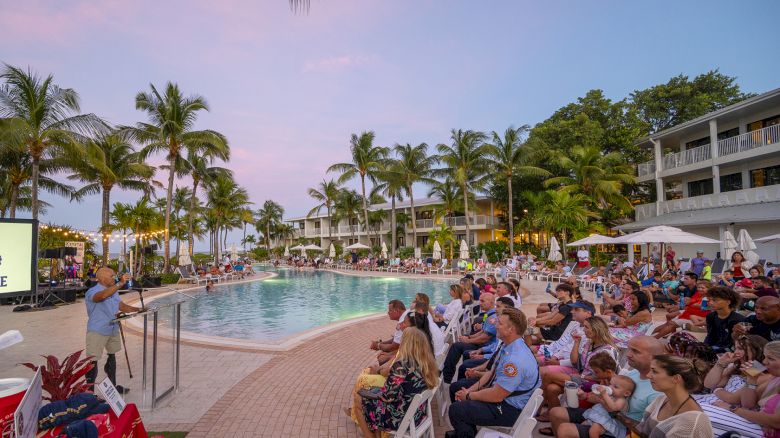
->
[177,266,208,286]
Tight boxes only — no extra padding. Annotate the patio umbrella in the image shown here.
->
[290,244,305,253]
[459,240,470,260]
[344,242,370,250]
[548,237,562,262]
[756,233,780,243]
[481,249,487,261]
[723,230,738,261]
[414,247,422,259]
[567,234,616,246]
[738,229,761,267]
[304,244,322,251]
[329,243,336,258]
[380,242,388,258]
[178,244,192,267]
[283,245,290,257]
[230,244,238,260]
[613,226,720,244]
[432,241,441,260]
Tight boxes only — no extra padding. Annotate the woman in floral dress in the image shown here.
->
[610,283,653,348]
[353,327,439,437]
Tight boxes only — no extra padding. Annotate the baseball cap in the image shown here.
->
[569,301,595,314]
[463,274,474,280]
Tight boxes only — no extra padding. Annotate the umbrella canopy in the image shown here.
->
[756,233,780,243]
[548,237,562,262]
[432,241,442,260]
[381,242,388,258]
[459,240,470,260]
[614,226,720,244]
[414,247,422,259]
[738,229,760,267]
[344,242,370,250]
[481,249,487,260]
[178,244,192,267]
[230,244,238,260]
[329,243,336,258]
[304,244,322,251]
[283,245,290,257]
[723,230,738,261]
[290,244,305,252]
[567,234,616,246]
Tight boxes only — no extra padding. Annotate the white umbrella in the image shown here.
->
[738,229,761,267]
[614,226,720,244]
[432,241,441,260]
[230,244,238,260]
[284,245,290,257]
[481,249,487,260]
[178,244,192,266]
[459,240,470,260]
[291,244,305,252]
[344,242,370,250]
[381,242,388,259]
[756,233,780,243]
[723,230,738,261]
[304,244,323,251]
[567,234,616,246]
[414,247,422,259]
[548,236,562,262]
[329,243,336,258]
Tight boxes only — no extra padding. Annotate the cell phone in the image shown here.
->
[358,388,382,400]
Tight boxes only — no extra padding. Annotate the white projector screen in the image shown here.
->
[0,219,38,297]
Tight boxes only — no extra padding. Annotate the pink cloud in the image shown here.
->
[302,54,380,73]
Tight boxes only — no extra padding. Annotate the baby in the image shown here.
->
[582,375,636,438]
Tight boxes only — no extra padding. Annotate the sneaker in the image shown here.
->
[115,385,130,395]
[649,304,656,312]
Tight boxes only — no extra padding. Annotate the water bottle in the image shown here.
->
[701,297,708,311]
[564,381,579,407]
[546,282,552,293]
[592,384,613,396]
[595,283,603,302]
[679,294,686,310]
[125,270,133,289]
[543,346,552,360]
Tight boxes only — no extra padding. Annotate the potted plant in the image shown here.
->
[19,350,94,401]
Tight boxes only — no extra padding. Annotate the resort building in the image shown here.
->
[619,87,780,262]
[283,196,502,250]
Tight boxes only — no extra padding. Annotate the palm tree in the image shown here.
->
[110,202,135,267]
[243,234,256,251]
[394,143,438,248]
[427,178,466,222]
[206,175,249,263]
[485,125,550,255]
[274,223,296,248]
[0,64,105,219]
[328,131,388,244]
[239,208,255,252]
[256,200,285,250]
[372,161,406,257]
[183,153,231,256]
[127,199,163,275]
[334,189,363,242]
[436,129,489,247]
[126,82,229,272]
[535,190,595,250]
[68,131,155,263]
[307,179,341,243]
[429,224,457,261]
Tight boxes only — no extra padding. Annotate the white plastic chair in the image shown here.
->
[475,388,543,438]
[389,388,435,438]
[442,309,463,344]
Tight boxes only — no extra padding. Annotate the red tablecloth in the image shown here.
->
[42,403,148,438]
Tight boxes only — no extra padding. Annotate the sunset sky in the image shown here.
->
[4,0,779,250]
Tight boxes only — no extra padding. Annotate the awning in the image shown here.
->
[617,201,780,232]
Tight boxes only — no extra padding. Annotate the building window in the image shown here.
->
[665,180,683,200]
[417,210,433,220]
[687,178,713,197]
[720,173,743,192]
[751,165,780,188]
[717,127,740,140]
[685,136,710,150]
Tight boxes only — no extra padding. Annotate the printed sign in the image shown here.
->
[96,377,126,417]
[14,368,41,438]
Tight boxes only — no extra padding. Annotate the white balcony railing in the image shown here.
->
[415,219,434,229]
[663,144,711,170]
[635,185,780,221]
[718,124,780,157]
[443,215,497,227]
[637,160,655,177]
[304,229,321,237]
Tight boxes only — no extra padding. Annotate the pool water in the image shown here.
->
[151,268,452,341]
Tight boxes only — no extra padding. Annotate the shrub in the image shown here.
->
[20,350,94,401]
[159,273,180,285]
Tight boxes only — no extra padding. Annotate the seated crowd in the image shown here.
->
[346,250,780,438]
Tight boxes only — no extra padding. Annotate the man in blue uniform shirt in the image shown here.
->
[446,307,540,438]
[84,267,142,393]
[442,293,497,383]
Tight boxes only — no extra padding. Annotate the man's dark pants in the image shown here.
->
[448,399,521,438]
[457,358,487,381]
[442,342,480,383]
[449,377,479,402]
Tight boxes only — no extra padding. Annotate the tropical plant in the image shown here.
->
[19,350,95,402]
[0,64,105,219]
[125,82,229,272]
[436,129,489,247]
[206,175,249,262]
[428,224,456,261]
[274,223,296,248]
[535,190,595,250]
[427,178,466,221]
[485,125,550,255]
[372,160,406,257]
[328,131,388,245]
[394,142,438,248]
[68,130,155,263]
[333,189,363,242]
[307,179,341,242]
[243,234,257,251]
[256,200,284,250]
[127,198,164,275]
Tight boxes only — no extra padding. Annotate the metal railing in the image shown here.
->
[663,143,711,170]
[718,124,780,157]
[304,229,321,237]
[415,219,434,229]
[443,215,497,227]
[637,160,655,177]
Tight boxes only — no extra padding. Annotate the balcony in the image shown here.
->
[304,229,321,237]
[443,215,497,227]
[415,219,434,229]
[718,124,780,157]
[635,185,780,221]
[663,144,711,171]
[637,160,655,177]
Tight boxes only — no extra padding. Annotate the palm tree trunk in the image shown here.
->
[188,179,199,256]
[31,154,40,220]
[8,184,19,219]
[360,175,369,245]
[101,187,111,265]
[214,222,220,264]
[163,157,175,272]
[122,228,127,269]
[327,205,333,243]
[507,177,514,255]
[391,195,397,258]
[462,182,471,248]
[266,223,271,250]
[409,187,417,248]
[243,222,247,252]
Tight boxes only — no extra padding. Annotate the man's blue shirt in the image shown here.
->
[85,283,120,336]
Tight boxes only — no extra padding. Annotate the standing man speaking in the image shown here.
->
[84,267,142,394]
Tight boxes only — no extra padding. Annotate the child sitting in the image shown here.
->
[652,280,711,339]
[581,375,636,438]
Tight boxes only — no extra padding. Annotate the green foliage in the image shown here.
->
[192,253,212,265]
[159,273,180,285]
[251,247,270,260]
[397,246,415,259]
[476,240,509,263]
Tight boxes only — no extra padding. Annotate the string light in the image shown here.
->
[39,224,168,241]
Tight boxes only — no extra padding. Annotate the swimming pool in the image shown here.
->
[150,268,452,342]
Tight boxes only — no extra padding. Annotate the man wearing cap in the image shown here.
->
[537,300,595,365]
[690,250,709,277]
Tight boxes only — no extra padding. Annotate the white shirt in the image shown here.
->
[546,322,583,360]
[442,299,462,323]
[427,314,445,356]
[577,249,589,262]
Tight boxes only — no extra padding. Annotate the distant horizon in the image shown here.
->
[4,0,779,252]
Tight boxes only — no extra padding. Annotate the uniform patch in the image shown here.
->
[488,316,497,325]
[503,363,518,377]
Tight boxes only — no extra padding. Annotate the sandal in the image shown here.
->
[538,426,554,436]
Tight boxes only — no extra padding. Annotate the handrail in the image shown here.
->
[637,160,655,177]
[662,143,711,170]
[718,124,780,157]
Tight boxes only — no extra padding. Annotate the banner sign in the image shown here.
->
[96,377,127,417]
[14,368,41,438]
[0,219,37,298]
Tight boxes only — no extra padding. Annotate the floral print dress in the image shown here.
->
[362,359,428,432]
